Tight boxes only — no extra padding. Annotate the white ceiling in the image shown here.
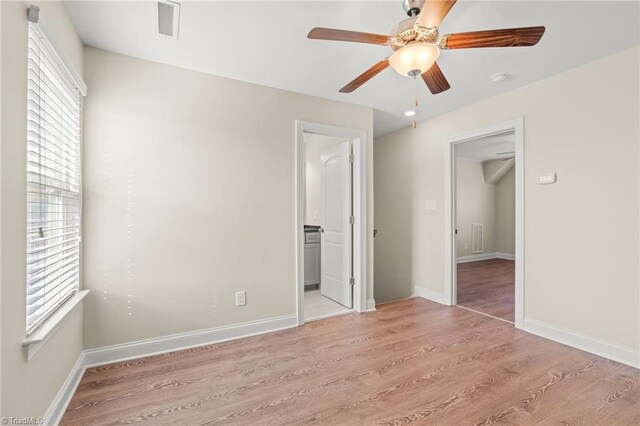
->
[456,131,514,161]
[65,1,640,137]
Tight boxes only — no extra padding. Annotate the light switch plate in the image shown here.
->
[424,200,436,211]
[537,173,556,184]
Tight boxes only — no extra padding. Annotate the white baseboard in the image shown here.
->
[43,314,298,423]
[43,351,86,426]
[496,252,515,260]
[524,318,639,369]
[42,309,638,424]
[366,298,376,312]
[413,286,447,305]
[84,314,298,368]
[456,252,497,263]
[456,252,515,263]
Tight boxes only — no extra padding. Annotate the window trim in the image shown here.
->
[27,5,87,96]
[23,5,88,358]
[22,290,89,360]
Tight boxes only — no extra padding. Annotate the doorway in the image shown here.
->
[295,121,368,325]
[455,132,515,322]
[444,118,524,328]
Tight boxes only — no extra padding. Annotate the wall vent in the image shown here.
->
[471,223,484,253]
[158,1,181,38]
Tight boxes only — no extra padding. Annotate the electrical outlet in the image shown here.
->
[464,243,468,250]
[236,291,246,306]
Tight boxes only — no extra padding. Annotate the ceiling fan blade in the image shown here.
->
[339,59,389,93]
[307,27,389,45]
[416,0,457,28]
[441,26,546,49]
[421,62,450,94]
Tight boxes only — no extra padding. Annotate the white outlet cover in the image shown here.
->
[424,200,436,211]
[236,291,246,306]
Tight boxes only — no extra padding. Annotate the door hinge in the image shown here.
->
[349,277,355,286]
[349,216,355,224]
[349,154,355,163]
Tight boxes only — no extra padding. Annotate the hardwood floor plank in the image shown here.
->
[457,258,515,322]
[62,298,639,425]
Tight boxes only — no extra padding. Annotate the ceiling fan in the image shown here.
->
[307,0,546,94]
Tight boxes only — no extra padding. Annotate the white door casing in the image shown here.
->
[295,120,368,326]
[320,141,353,308]
[444,117,525,329]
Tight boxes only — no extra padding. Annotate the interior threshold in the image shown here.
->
[455,304,514,325]
[305,309,354,323]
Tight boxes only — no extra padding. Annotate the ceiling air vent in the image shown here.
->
[157,1,181,38]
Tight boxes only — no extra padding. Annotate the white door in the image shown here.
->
[320,141,353,308]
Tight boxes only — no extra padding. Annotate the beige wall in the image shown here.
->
[0,3,3,415]
[455,158,497,257]
[0,2,3,415]
[496,167,515,255]
[82,47,374,349]
[455,159,515,258]
[374,47,639,349]
[373,132,416,303]
[304,134,346,226]
[0,0,84,417]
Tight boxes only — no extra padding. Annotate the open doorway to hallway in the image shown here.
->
[302,133,354,321]
[296,121,368,326]
[454,131,516,323]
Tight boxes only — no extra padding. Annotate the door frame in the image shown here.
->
[295,121,368,326]
[444,117,525,329]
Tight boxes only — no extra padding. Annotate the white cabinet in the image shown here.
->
[304,242,321,287]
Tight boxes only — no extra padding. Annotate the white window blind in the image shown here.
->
[26,20,83,334]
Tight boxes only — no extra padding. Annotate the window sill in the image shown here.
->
[22,290,89,360]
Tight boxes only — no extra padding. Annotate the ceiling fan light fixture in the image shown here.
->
[389,43,439,77]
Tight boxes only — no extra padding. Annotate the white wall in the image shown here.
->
[455,159,515,258]
[82,47,374,349]
[455,158,497,257]
[496,167,515,255]
[304,134,346,226]
[0,1,84,418]
[374,47,639,350]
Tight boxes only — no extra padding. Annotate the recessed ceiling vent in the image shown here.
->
[158,1,181,38]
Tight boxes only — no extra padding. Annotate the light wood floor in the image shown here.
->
[457,258,515,322]
[305,289,351,321]
[62,298,639,425]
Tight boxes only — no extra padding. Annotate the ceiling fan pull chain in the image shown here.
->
[412,75,418,128]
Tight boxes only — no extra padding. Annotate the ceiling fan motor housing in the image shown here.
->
[402,0,426,17]
[389,17,438,50]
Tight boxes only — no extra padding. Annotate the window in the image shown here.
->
[26,20,84,334]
